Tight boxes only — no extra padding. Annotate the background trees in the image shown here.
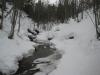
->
[0,0,100,39]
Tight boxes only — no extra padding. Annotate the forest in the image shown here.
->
[0,0,100,39]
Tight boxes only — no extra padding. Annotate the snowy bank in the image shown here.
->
[0,4,36,74]
[36,15,100,75]
[0,31,35,74]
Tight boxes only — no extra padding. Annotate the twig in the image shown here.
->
[5,7,13,18]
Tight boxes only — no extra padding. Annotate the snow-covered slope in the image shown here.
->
[0,31,35,74]
[0,4,36,74]
[36,12,100,75]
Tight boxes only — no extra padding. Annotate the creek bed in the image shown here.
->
[14,43,58,75]
[0,43,62,75]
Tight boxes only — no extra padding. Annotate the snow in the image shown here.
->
[36,13,100,75]
[0,4,36,74]
[0,33,35,74]
[0,3,100,75]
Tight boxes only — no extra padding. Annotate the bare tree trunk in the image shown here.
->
[8,7,18,39]
[93,0,100,39]
[0,0,5,29]
[17,10,22,33]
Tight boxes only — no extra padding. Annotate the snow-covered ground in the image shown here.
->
[35,12,100,75]
[0,31,35,74]
[0,4,100,75]
[0,4,36,74]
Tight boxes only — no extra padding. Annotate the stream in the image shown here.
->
[13,43,62,75]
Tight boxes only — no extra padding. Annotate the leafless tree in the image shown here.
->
[0,0,6,29]
[8,0,18,39]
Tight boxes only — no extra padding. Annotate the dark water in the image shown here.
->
[14,44,56,75]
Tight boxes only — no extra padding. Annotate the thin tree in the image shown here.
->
[93,0,100,39]
[8,0,18,39]
[0,0,6,29]
[8,0,27,39]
